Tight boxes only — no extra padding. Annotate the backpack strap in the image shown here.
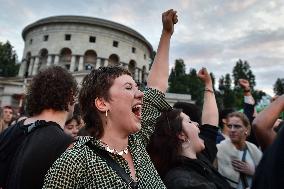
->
[240,145,249,189]
[85,141,138,189]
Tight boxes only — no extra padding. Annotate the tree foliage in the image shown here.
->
[232,59,256,89]
[169,58,266,110]
[273,78,284,95]
[0,41,19,77]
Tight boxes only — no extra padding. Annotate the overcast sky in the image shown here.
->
[0,0,283,96]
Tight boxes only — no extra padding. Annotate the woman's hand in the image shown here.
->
[232,159,255,176]
[198,67,212,88]
[162,9,178,35]
[239,79,251,92]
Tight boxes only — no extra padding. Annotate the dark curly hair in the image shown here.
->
[147,109,183,179]
[26,66,78,116]
[79,66,131,138]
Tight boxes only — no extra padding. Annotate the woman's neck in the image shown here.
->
[180,147,197,159]
[100,132,129,152]
[232,140,247,150]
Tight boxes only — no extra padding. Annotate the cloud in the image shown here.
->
[0,0,283,96]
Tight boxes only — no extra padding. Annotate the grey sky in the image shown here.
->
[0,0,283,95]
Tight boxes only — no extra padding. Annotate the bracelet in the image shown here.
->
[204,88,214,94]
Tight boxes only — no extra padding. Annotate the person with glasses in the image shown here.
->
[147,68,231,189]
[216,111,262,189]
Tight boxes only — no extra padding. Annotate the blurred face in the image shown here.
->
[228,116,248,144]
[106,74,144,135]
[64,119,79,139]
[3,108,13,123]
[180,112,205,153]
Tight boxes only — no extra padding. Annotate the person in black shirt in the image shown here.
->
[3,66,78,189]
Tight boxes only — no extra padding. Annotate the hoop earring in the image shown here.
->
[105,110,108,125]
[182,138,191,148]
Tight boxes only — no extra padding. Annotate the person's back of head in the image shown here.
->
[173,102,201,125]
[26,66,78,116]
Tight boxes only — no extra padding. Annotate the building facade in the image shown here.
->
[18,15,153,84]
[0,15,193,111]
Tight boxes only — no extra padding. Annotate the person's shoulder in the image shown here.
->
[54,136,92,163]
[164,167,194,188]
[165,167,191,180]
[217,138,231,148]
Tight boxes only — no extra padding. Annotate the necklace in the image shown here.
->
[99,140,129,156]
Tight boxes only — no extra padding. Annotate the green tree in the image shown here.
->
[273,78,284,95]
[168,59,188,93]
[218,74,235,109]
[210,72,216,91]
[231,59,260,108]
[0,41,19,77]
[232,59,256,89]
[187,68,203,107]
[148,51,156,70]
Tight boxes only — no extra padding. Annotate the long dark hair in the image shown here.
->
[147,109,183,178]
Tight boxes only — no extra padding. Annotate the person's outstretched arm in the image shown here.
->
[140,9,177,146]
[198,68,218,126]
[253,95,284,150]
[147,9,178,93]
[239,79,256,123]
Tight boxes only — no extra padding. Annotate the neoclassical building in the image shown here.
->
[0,15,193,110]
[18,15,153,84]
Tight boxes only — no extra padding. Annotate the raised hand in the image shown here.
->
[239,79,250,91]
[198,67,212,87]
[162,9,178,35]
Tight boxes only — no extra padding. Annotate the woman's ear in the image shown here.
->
[177,131,187,141]
[244,127,250,136]
[94,97,109,112]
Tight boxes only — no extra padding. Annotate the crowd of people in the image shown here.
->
[0,9,283,189]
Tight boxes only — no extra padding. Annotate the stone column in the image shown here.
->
[95,58,101,69]
[100,58,106,68]
[32,57,39,75]
[70,55,76,72]
[28,58,35,76]
[138,69,141,82]
[135,68,139,81]
[78,56,84,71]
[54,55,59,65]
[46,55,52,67]
[18,59,27,77]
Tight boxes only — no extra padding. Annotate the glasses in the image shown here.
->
[227,124,243,129]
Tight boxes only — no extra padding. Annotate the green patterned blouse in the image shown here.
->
[43,88,171,189]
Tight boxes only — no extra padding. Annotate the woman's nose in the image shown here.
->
[135,89,144,98]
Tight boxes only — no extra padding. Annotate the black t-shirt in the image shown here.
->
[252,125,284,189]
[7,122,72,189]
